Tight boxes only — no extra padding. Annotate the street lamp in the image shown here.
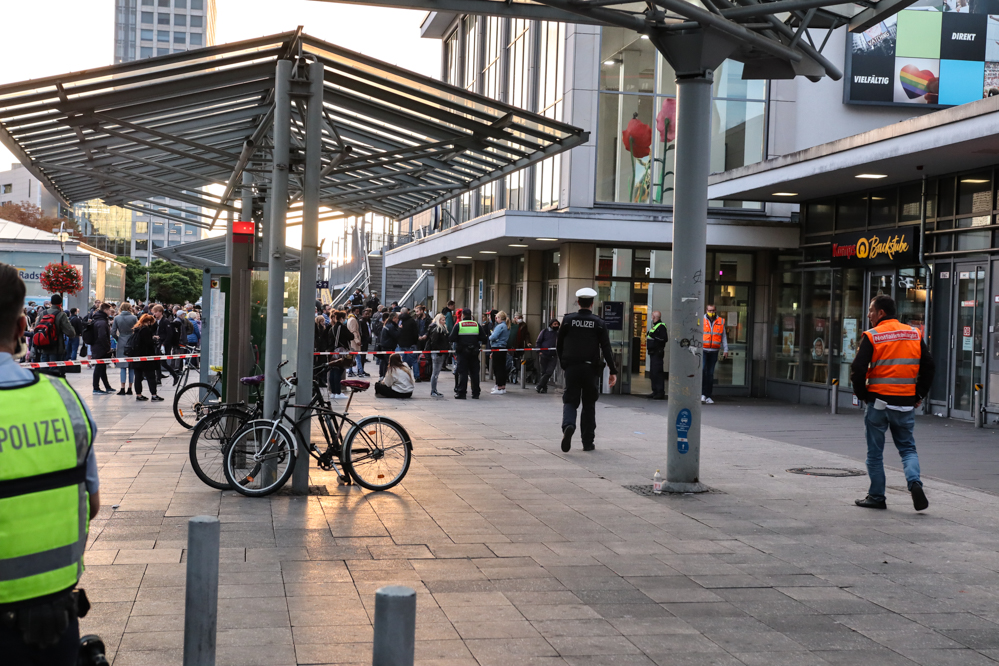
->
[52,220,73,299]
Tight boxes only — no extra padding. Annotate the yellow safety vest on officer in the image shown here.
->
[0,373,94,605]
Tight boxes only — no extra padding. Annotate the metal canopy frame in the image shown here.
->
[318,0,916,81]
[0,30,587,221]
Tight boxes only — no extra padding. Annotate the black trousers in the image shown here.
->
[375,383,412,399]
[0,610,79,666]
[92,362,112,391]
[702,350,719,399]
[455,351,480,397]
[562,363,600,444]
[649,352,665,396]
[134,364,159,396]
[537,355,557,390]
[492,350,508,387]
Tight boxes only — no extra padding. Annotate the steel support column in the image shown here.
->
[665,74,713,494]
[224,172,254,404]
[263,59,293,430]
[292,60,325,495]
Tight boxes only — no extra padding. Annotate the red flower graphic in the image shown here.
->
[621,113,652,158]
[657,98,676,144]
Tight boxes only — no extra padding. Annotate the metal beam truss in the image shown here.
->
[0,30,587,222]
[316,0,915,82]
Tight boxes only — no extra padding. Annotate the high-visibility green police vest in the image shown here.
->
[646,321,666,340]
[0,373,93,604]
[458,321,480,334]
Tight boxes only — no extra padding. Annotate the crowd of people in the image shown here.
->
[313,288,547,401]
[22,296,202,399]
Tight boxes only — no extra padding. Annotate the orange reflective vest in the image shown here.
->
[703,316,725,350]
[863,319,921,398]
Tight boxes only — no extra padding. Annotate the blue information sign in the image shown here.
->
[675,408,691,455]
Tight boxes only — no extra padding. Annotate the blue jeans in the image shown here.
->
[702,350,719,399]
[396,345,419,376]
[865,403,922,501]
[120,364,135,384]
[355,353,366,375]
[40,352,63,364]
[68,337,80,361]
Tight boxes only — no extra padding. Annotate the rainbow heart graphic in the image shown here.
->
[899,64,935,99]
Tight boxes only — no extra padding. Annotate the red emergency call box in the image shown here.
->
[233,220,254,244]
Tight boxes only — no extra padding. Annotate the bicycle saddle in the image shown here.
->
[341,379,370,392]
[209,365,223,373]
[240,375,265,386]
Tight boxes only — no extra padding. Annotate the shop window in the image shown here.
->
[835,268,865,389]
[770,256,802,381]
[596,93,657,204]
[714,253,752,282]
[710,99,765,175]
[836,193,867,231]
[650,250,671,279]
[926,179,937,219]
[710,283,750,387]
[897,268,927,332]
[938,176,956,218]
[633,249,651,279]
[958,172,992,216]
[600,28,656,94]
[899,183,922,223]
[957,230,991,251]
[805,200,834,236]
[801,271,832,385]
[869,189,897,227]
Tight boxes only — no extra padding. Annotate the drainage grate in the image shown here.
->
[787,467,864,478]
[275,484,329,496]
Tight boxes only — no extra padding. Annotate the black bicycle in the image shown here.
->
[223,361,412,496]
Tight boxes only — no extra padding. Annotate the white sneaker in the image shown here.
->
[490,387,500,394]
[333,393,348,400]
[497,388,506,395]
[704,397,714,405]
[700,395,706,403]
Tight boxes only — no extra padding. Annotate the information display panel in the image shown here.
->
[846,0,999,108]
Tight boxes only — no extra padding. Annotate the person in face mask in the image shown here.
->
[701,304,728,405]
[535,318,560,394]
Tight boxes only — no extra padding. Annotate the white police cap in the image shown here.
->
[575,287,597,298]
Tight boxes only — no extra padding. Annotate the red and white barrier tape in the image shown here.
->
[313,347,555,356]
[21,353,201,369]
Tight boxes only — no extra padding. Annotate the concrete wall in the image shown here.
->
[557,242,596,316]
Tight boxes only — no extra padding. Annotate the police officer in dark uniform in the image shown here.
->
[646,310,668,400]
[556,288,617,452]
[449,307,490,399]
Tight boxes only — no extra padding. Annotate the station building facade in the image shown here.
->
[387,13,952,399]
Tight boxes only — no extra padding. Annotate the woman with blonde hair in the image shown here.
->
[488,310,509,395]
[426,313,451,398]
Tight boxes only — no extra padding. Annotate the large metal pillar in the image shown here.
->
[664,74,712,493]
[263,59,293,423]
[292,60,325,495]
[224,172,253,404]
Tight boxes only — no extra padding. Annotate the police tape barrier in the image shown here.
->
[313,347,555,356]
[21,353,201,369]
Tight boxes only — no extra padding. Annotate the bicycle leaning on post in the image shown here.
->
[223,361,413,496]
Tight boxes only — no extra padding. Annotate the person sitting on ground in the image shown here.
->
[375,353,415,399]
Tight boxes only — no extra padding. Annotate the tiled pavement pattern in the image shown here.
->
[67,372,999,665]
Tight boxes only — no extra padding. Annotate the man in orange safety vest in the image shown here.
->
[701,304,727,405]
[850,295,935,512]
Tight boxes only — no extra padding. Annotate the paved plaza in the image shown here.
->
[70,370,999,666]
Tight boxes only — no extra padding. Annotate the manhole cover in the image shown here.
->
[787,467,864,478]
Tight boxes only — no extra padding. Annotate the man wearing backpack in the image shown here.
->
[34,294,77,364]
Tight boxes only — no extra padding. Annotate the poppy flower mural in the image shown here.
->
[654,98,677,203]
[621,113,652,202]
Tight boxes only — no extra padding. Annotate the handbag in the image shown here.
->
[328,326,353,369]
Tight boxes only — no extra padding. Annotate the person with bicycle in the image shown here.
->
[0,263,101,665]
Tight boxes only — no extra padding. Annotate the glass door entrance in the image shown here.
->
[952,264,986,420]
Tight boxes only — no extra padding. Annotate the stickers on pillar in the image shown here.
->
[675,408,691,455]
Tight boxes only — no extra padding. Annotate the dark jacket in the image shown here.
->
[314,321,328,351]
[326,321,353,351]
[89,311,113,359]
[371,316,385,345]
[556,309,618,374]
[130,321,159,370]
[449,318,490,353]
[396,313,420,347]
[69,314,84,337]
[360,316,372,350]
[43,305,77,354]
[646,320,669,356]
[155,315,172,351]
[427,325,451,352]
[365,296,380,310]
[379,320,399,351]
[850,322,935,407]
[536,323,559,359]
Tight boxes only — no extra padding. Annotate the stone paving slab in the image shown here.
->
[60,371,999,665]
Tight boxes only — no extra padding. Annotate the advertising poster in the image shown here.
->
[843,319,859,362]
[847,2,999,107]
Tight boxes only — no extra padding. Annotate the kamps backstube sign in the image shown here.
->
[830,227,918,267]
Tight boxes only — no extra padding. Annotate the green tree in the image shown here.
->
[116,256,147,301]
[115,256,202,304]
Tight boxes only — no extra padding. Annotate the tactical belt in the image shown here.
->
[0,463,87,500]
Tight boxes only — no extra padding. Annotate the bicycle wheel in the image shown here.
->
[174,382,222,429]
[223,420,297,497]
[189,407,251,490]
[342,416,412,491]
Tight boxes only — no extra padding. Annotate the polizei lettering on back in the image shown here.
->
[571,319,595,328]
[0,418,70,453]
[952,32,976,41]
[854,75,889,85]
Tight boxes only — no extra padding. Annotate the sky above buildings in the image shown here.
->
[0,0,441,246]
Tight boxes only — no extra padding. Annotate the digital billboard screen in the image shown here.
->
[845,0,999,108]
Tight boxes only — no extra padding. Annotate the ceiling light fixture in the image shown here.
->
[509,243,528,248]
[536,237,558,241]
[479,250,497,254]
[855,173,887,179]
[772,192,797,197]
[961,178,989,184]
[603,60,616,66]
[456,255,472,259]
[422,264,435,267]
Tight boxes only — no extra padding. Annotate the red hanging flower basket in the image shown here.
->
[39,262,83,295]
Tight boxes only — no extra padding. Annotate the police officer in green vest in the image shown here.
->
[0,263,100,665]
[646,310,668,400]
[449,307,489,399]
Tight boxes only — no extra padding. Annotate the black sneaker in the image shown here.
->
[151,395,164,402]
[92,389,107,395]
[471,394,479,399]
[126,387,133,395]
[911,484,929,512]
[582,443,595,452]
[117,388,126,396]
[455,395,466,400]
[855,495,887,510]
[561,424,575,452]
[136,394,148,401]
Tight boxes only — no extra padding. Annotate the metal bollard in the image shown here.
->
[521,351,528,389]
[372,586,416,666]
[184,516,220,666]
[830,379,838,415]
[975,384,984,428]
[480,349,487,383]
